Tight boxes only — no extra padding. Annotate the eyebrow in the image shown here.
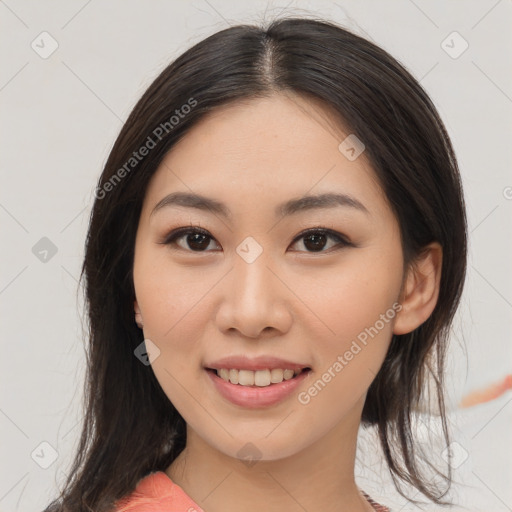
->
[150,191,370,219]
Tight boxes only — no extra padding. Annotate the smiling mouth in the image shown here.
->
[205,367,311,387]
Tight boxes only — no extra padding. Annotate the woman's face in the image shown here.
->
[133,93,405,461]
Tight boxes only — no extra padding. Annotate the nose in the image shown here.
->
[215,248,292,339]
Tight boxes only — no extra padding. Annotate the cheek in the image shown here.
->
[294,262,401,424]
[133,254,212,409]
[134,245,202,332]
[133,249,215,377]
[297,248,403,368]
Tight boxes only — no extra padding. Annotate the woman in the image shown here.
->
[43,15,467,512]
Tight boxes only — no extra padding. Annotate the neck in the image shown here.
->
[166,399,374,512]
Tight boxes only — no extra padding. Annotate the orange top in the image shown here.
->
[114,471,390,511]
[114,471,205,512]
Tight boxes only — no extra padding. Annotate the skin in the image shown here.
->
[132,93,442,512]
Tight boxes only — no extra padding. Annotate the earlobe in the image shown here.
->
[134,300,144,329]
[393,242,443,335]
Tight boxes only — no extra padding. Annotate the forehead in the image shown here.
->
[143,94,387,217]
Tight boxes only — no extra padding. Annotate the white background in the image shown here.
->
[1,1,511,511]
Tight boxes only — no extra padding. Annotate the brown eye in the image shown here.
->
[163,228,220,252]
[162,226,352,254]
[290,229,351,253]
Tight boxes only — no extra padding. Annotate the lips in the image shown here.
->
[203,354,312,407]
[205,365,312,408]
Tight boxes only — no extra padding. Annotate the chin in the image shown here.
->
[209,434,307,464]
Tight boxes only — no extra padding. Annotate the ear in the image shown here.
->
[134,300,143,329]
[393,242,443,335]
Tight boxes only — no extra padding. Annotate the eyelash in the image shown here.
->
[160,225,353,254]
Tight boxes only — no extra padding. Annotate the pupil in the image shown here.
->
[188,233,209,250]
[305,233,326,251]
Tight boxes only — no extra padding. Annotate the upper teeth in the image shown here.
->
[216,368,303,387]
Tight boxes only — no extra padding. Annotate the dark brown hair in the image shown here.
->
[43,15,467,512]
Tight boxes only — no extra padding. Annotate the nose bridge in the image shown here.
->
[232,239,275,308]
[216,236,291,337]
